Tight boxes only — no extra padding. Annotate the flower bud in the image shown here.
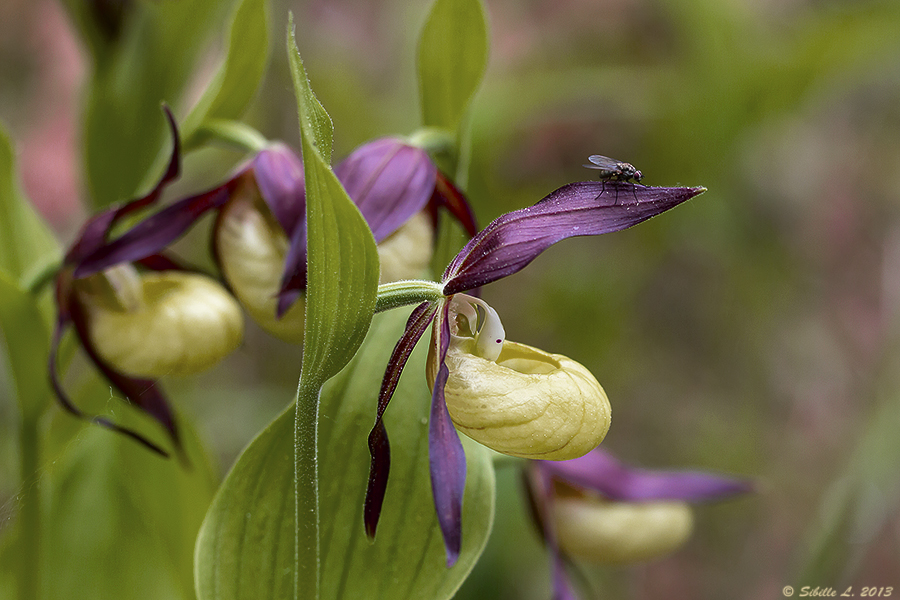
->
[80,266,243,378]
[439,333,611,460]
[553,494,694,564]
[215,183,306,343]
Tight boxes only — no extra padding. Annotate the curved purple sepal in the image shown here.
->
[66,105,181,267]
[49,279,177,456]
[335,137,437,242]
[364,302,438,539]
[539,448,753,503]
[428,302,467,567]
[442,182,705,295]
[73,184,232,279]
[253,144,306,236]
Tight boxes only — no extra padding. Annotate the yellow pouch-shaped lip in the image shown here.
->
[441,337,611,460]
[553,494,693,564]
[215,187,305,343]
[84,269,243,378]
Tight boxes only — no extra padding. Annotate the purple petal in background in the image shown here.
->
[335,137,436,242]
[277,219,308,318]
[428,302,467,567]
[364,302,439,539]
[442,182,705,295]
[253,144,306,236]
[539,448,753,503]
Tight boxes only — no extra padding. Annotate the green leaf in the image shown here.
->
[417,0,489,132]
[0,273,54,424]
[287,19,335,165]
[37,407,217,600]
[195,310,496,600]
[288,22,379,599]
[180,0,271,153]
[78,0,228,207]
[794,390,900,587]
[0,123,61,287]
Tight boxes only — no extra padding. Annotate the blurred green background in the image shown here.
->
[2,0,900,598]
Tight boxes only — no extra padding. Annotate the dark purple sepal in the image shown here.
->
[539,448,753,503]
[524,466,580,600]
[442,183,705,295]
[253,144,306,237]
[65,105,181,267]
[48,278,174,457]
[428,302,467,567]
[433,171,478,238]
[335,137,437,242]
[364,302,439,539]
[73,184,233,279]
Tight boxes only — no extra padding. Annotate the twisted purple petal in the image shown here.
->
[428,301,467,567]
[49,280,174,456]
[539,448,753,503]
[335,138,437,242]
[73,184,232,278]
[442,182,705,295]
[364,302,439,539]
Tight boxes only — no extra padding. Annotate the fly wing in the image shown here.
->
[584,154,620,177]
[584,155,620,170]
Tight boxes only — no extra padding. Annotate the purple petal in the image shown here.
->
[66,105,182,266]
[364,302,439,539]
[277,219,308,318]
[73,184,232,279]
[442,182,705,295]
[538,448,753,503]
[335,138,436,242]
[253,144,306,236]
[433,171,478,238]
[49,282,174,457]
[428,302,467,567]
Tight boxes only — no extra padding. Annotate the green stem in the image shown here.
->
[17,415,41,600]
[375,280,444,313]
[198,119,269,154]
[294,379,320,600]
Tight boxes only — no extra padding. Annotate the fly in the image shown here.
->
[583,155,643,203]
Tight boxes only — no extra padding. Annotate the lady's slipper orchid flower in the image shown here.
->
[216,136,477,341]
[527,448,753,599]
[365,179,707,566]
[51,108,243,456]
[53,117,479,450]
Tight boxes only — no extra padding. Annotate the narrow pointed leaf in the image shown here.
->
[181,0,271,151]
[292,27,378,600]
[417,0,489,131]
[288,18,334,164]
[288,21,377,383]
[0,122,61,286]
